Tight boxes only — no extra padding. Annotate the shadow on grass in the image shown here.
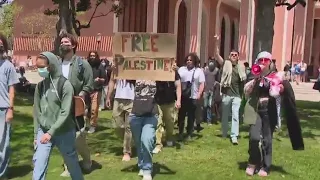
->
[121,162,176,177]
[237,161,289,175]
[8,165,33,179]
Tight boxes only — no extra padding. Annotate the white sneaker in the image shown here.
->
[138,169,143,176]
[82,160,92,171]
[60,170,70,177]
[142,174,152,180]
[88,127,95,134]
[152,146,161,154]
[166,141,173,147]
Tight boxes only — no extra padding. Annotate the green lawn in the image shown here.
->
[8,94,320,180]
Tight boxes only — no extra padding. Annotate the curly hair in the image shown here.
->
[0,33,9,53]
[184,53,200,65]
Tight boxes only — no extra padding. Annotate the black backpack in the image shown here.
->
[38,76,67,101]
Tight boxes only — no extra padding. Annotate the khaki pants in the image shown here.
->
[155,103,177,147]
[113,99,133,154]
[88,91,102,127]
[63,131,91,172]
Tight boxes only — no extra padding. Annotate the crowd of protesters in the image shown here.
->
[0,32,305,180]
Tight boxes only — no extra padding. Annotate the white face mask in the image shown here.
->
[101,62,106,66]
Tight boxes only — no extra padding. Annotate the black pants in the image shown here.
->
[248,106,275,173]
[178,97,197,135]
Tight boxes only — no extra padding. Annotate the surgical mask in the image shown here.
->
[38,67,49,78]
[101,62,106,66]
[59,45,72,56]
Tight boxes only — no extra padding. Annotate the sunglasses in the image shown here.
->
[230,53,238,57]
[257,58,271,63]
[186,59,192,62]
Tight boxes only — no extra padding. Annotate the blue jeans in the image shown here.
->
[33,128,84,180]
[129,114,158,175]
[221,95,241,139]
[203,91,214,123]
[0,109,10,178]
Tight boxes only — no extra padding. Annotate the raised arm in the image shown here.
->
[214,35,224,66]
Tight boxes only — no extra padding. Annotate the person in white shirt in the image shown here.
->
[177,53,205,141]
[106,77,135,162]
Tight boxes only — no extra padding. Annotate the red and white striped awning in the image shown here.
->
[13,36,113,53]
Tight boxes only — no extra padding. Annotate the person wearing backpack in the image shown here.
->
[58,33,94,177]
[33,52,84,180]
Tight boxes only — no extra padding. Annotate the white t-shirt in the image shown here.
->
[114,80,135,100]
[62,61,71,79]
[178,66,205,99]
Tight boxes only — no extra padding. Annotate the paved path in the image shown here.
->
[24,71,320,102]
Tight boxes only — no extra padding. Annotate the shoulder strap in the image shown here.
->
[191,68,196,83]
[57,76,67,101]
[76,57,84,74]
[38,81,44,97]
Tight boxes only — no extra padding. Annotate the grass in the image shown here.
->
[8,94,320,180]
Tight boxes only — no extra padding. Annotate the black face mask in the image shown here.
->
[59,45,72,56]
[88,58,100,66]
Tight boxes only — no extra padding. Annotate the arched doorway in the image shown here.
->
[158,0,169,33]
[220,17,226,58]
[118,0,148,32]
[200,7,208,66]
[176,1,187,66]
[231,21,235,50]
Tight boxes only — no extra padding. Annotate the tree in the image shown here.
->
[252,0,306,62]
[21,10,58,51]
[0,3,22,49]
[44,0,123,53]
[21,10,58,37]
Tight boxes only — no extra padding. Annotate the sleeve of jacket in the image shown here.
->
[282,80,304,150]
[33,83,41,139]
[81,60,94,94]
[47,81,74,136]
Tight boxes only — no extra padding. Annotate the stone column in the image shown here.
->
[189,0,203,58]
[146,0,158,32]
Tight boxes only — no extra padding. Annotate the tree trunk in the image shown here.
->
[54,0,77,54]
[252,0,276,63]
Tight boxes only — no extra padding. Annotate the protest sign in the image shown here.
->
[113,33,177,81]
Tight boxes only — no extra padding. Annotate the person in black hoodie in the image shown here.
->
[86,51,107,133]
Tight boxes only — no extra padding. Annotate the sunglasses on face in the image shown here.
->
[230,53,238,57]
[186,59,192,62]
[258,58,271,63]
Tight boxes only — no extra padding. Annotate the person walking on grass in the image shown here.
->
[33,52,84,180]
[106,78,135,162]
[0,33,19,180]
[153,70,181,154]
[58,33,94,177]
[214,35,246,145]
[86,51,107,133]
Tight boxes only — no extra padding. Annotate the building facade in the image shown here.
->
[12,0,320,77]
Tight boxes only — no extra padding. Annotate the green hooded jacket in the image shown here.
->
[33,52,75,138]
[66,55,93,96]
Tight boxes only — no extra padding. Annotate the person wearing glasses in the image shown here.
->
[214,35,246,145]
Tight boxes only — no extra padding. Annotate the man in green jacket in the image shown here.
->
[58,33,94,176]
[33,52,84,180]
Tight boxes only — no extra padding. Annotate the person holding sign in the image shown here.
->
[129,80,158,180]
[177,53,205,141]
